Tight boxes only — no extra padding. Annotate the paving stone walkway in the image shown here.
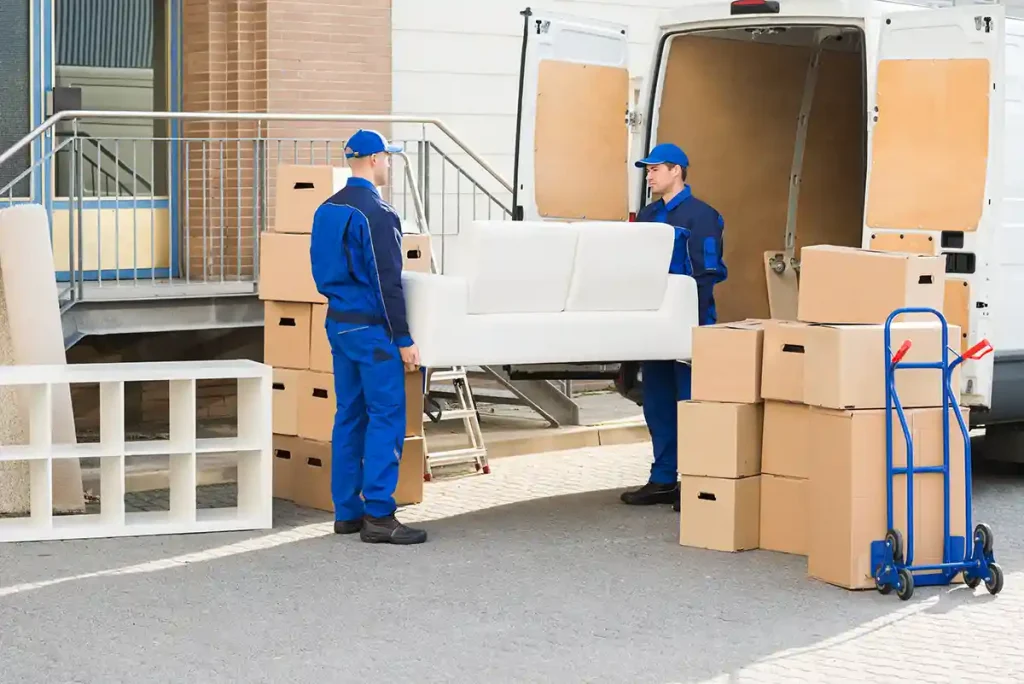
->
[2,442,1023,683]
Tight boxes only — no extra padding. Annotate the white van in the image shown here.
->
[510,0,1023,433]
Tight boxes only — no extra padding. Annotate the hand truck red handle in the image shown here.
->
[891,340,912,364]
[964,338,994,360]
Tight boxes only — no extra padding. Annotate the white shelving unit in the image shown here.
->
[0,360,273,543]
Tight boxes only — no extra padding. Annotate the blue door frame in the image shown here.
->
[34,0,182,283]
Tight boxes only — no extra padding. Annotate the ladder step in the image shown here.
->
[435,409,477,421]
[429,370,466,382]
[427,447,488,466]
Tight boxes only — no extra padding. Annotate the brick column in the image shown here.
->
[181,0,392,280]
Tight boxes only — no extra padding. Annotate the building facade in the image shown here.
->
[0,0,669,285]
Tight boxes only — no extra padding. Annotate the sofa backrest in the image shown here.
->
[448,221,581,314]
[564,221,673,312]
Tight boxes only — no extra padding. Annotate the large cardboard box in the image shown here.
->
[405,369,424,437]
[677,401,762,478]
[807,406,968,590]
[297,371,335,443]
[264,301,312,369]
[273,164,350,233]
[761,320,811,403]
[309,304,332,373]
[760,474,808,556]
[679,475,760,552]
[761,402,810,478]
[292,435,426,512]
[402,234,432,273]
[797,246,945,324]
[272,435,298,501]
[691,319,764,403]
[272,368,301,436]
[258,232,325,304]
[803,322,960,410]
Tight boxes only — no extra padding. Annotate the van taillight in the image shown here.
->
[730,0,780,14]
[629,212,637,222]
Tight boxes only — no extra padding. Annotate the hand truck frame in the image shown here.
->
[870,306,1002,601]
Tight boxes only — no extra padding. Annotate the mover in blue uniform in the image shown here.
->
[309,129,427,545]
[620,143,727,509]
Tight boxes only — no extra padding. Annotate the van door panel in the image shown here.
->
[865,5,1004,407]
[514,10,630,222]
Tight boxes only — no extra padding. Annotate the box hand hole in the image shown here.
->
[698,492,717,501]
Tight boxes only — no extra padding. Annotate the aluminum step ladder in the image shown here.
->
[396,152,489,479]
[423,367,489,479]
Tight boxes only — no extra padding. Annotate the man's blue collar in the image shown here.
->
[662,184,692,212]
[346,176,379,195]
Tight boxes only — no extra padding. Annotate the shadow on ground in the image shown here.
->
[3,469,1022,684]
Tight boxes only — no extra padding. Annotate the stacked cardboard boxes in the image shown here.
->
[678,319,765,552]
[261,164,432,512]
[680,245,971,592]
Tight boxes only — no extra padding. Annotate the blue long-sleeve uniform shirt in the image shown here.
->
[309,176,413,348]
[636,185,727,326]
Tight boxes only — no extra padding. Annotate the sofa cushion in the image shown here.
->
[449,221,580,315]
[564,221,673,312]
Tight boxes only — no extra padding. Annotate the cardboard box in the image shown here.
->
[272,368,301,436]
[761,402,810,478]
[677,401,762,478]
[272,435,298,501]
[405,369,424,437]
[691,319,764,403]
[395,435,425,505]
[292,435,426,512]
[309,304,332,373]
[761,320,811,403]
[797,245,945,324]
[264,301,312,369]
[259,232,325,304]
[273,164,350,234]
[806,406,968,590]
[679,475,760,552]
[297,371,335,443]
[402,234,432,273]
[760,474,808,555]
[803,322,960,410]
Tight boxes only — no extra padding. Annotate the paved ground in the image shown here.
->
[2,443,1023,683]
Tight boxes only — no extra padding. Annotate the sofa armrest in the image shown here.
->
[402,272,468,365]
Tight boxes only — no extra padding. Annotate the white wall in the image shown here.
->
[391,0,674,233]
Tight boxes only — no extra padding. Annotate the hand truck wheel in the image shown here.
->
[963,571,982,589]
[985,562,1004,596]
[974,522,995,556]
[875,576,893,595]
[896,568,915,601]
[886,528,905,565]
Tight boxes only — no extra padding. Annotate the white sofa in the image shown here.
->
[401,220,699,368]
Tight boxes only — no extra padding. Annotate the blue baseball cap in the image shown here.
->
[635,143,689,169]
[345,129,403,159]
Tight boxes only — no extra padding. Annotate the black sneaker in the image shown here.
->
[334,518,363,535]
[360,514,428,545]
[620,481,679,506]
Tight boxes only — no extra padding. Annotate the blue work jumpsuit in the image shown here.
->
[635,185,727,485]
[309,177,413,521]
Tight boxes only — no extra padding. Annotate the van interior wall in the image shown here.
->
[656,33,866,323]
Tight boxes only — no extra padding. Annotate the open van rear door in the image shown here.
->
[864,5,1004,408]
[512,8,631,222]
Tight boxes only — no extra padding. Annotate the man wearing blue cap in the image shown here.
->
[620,142,728,509]
[309,129,427,545]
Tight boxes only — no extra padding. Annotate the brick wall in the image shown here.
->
[181,0,393,279]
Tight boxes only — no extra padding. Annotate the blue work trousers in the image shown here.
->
[641,361,692,485]
[326,320,407,520]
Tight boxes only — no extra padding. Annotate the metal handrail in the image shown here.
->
[0,110,512,194]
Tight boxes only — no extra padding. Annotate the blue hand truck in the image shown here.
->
[871,306,1002,601]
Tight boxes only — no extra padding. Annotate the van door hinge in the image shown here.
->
[626,109,643,130]
[974,16,993,32]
